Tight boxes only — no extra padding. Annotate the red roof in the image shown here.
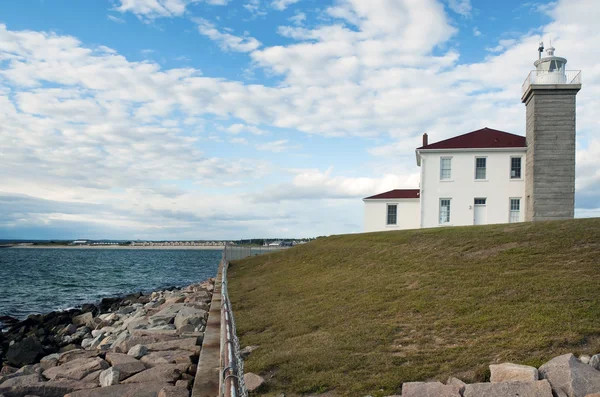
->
[417,127,526,150]
[364,189,420,200]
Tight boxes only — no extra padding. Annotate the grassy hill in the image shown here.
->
[228,219,600,396]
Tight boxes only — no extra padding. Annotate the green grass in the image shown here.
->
[228,219,600,396]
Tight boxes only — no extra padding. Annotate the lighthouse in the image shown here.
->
[521,42,582,221]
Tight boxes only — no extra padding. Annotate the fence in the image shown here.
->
[522,70,582,94]
[220,245,287,397]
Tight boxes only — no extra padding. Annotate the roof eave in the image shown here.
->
[417,147,527,153]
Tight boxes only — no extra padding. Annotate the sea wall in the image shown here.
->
[0,278,215,397]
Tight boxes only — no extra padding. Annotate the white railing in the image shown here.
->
[522,70,581,94]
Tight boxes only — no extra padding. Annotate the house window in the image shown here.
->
[387,204,397,225]
[510,198,521,223]
[475,157,487,179]
[474,198,486,205]
[511,157,522,179]
[440,157,452,180]
[439,199,451,224]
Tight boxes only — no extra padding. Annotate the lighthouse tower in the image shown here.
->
[521,42,581,221]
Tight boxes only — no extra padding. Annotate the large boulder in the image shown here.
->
[72,313,94,329]
[43,357,109,381]
[128,345,148,359]
[591,355,600,371]
[57,350,99,365]
[5,337,45,367]
[140,351,194,368]
[40,353,60,370]
[105,353,146,380]
[0,373,42,387]
[490,363,539,383]
[401,381,461,397]
[158,386,189,397]
[464,380,553,397]
[539,354,600,397]
[145,338,200,353]
[173,307,207,330]
[120,364,188,384]
[148,305,184,327]
[0,379,97,397]
[64,382,169,397]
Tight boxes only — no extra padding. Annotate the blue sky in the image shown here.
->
[0,0,599,240]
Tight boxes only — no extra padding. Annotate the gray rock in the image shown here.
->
[0,374,42,387]
[121,364,188,384]
[490,362,539,383]
[174,306,207,330]
[148,304,184,326]
[446,377,466,394]
[145,338,199,353]
[88,334,104,349]
[158,386,188,397]
[90,330,104,338]
[105,353,146,380]
[99,368,120,387]
[128,345,149,359]
[43,357,109,381]
[118,306,135,315]
[5,337,45,367]
[72,313,94,328]
[0,379,97,397]
[464,380,553,397]
[539,353,600,397]
[39,353,60,370]
[14,365,41,376]
[109,331,130,350]
[126,318,148,333]
[140,351,194,367]
[402,381,461,397]
[244,373,265,392]
[581,355,592,365]
[57,350,99,365]
[591,354,600,371]
[240,345,260,359]
[80,338,94,349]
[63,382,169,397]
[148,324,176,331]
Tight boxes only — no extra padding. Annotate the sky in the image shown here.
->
[0,0,599,240]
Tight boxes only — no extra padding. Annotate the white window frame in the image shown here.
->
[440,157,452,181]
[509,198,521,223]
[510,156,523,180]
[386,204,398,226]
[439,198,451,225]
[475,157,487,180]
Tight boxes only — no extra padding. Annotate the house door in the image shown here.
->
[474,198,487,225]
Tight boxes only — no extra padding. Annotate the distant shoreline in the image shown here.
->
[8,245,225,250]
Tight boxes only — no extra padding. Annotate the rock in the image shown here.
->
[581,355,592,365]
[490,362,539,383]
[244,373,265,392]
[158,386,188,397]
[0,380,96,397]
[118,307,135,315]
[81,338,94,349]
[90,330,104,338]
[81,370,102,385]
[121,364,188,384]
[63,382,169,397]
[99,368,120,387]
[148,305,184,326]
[128,345,148,359]
[114,334,179,354]
[109,331,129,350]
[0,374,42,387]
[591,355,600,371]
[446,377,466,394]
[174,307,207,330]
[140,351,194,367]
[175,379,192,388]
[585,394,600,397]
[148,325,176,331]
[145,338,200,353]
[539,353,600,397]
[43,357,109,381]
[57,350,99,365]
[72,313,94,328]
[59,344,80,353]
[0,366,18,376]
[126,318,148,333]
[401,381,461,397]
[15,365,42,376]
[88,334,104,350]
[40,353,60,370]
[5,337,45,367]
[464,380,553,397]
[240,345,260,359]
[105,353,146,380]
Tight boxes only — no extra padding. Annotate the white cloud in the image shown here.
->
[115,0,229,20]
[473,27,481,36]
[289,12,306,25]
[271,0,300,11]
[194,18,262,52]
[447,0,472,17]
[224,124,267,135]
[107,15,126,23]
[255,139,297,153]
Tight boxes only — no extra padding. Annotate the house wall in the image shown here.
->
[419,150,526,228]
[363,199,420,233]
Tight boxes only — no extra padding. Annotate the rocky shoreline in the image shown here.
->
[0,278,215,397]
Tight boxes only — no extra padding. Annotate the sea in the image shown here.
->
[0,248,221,323]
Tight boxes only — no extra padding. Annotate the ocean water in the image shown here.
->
[0,248,221,320]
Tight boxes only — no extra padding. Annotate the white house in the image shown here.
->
[364,43,581,232]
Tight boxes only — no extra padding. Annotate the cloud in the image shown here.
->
[224,123,266,135]
[255,139,298,153]
[107,15,126,23]
[473,27,481,36]
[288,12,306,25]
[194,18,262,52]
[115,0,229,20]
[271,0,300,11]
[447,0,472,17]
